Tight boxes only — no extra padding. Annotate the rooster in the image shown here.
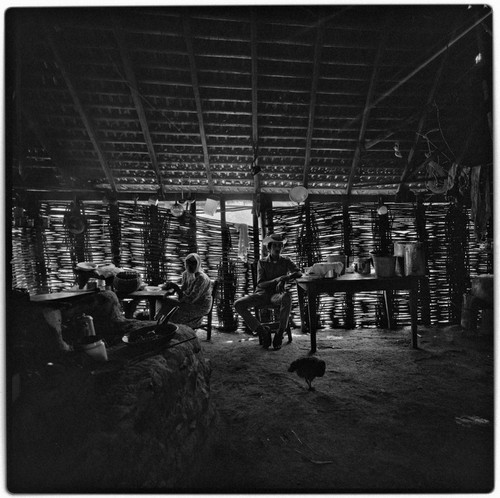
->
[288,356,326,391]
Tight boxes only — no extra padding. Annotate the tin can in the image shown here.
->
[78,313,96,337]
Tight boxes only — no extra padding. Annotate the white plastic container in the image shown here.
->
[404,243,426,276]
[326,255,347,274]
[82,338,108,362]
[393,242,406,257]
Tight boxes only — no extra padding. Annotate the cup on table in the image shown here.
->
[356,258,371,275]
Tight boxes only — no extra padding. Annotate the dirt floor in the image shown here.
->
[186,324,494,493]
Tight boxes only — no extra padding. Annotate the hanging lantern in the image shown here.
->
[289,186,309,204]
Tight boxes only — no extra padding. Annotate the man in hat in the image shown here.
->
[235,233,302,350]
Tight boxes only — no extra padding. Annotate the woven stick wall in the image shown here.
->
[271,201,490,328]
[11,200,490,330]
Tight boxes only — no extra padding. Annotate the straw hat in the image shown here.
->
[262,233,287,246]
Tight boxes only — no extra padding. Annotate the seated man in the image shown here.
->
[235,233,302,350]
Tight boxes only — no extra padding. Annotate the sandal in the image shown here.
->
[273,330,284,350]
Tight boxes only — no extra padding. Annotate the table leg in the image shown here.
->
[345,292,355,329]
[409,286,418,348]
[296,285,306,331]
[383,290,395,329]
[148,298,157,320]
[122,300,135,319]
[308,291,317,354]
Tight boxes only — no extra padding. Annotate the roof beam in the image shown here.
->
[346,35,386,197]
[42,23,117,192]
[250,9,261,195]
[183,15,214,192]
[369,11,491,112]
[343,10,492,133]
[14,25,24,178]
[112,16,164,194]
[251,10,258,150]
[15,187,414,204]
[397,56,446,191]
[302,21,324,188]
[22,108,74,184]
[364,111,422,150]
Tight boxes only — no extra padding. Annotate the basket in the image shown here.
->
[113,271,142,294]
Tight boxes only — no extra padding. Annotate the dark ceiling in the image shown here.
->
[6,4,493,202]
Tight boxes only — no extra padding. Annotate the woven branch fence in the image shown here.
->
[10,200,492,332]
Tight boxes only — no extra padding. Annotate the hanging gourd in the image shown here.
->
[64,199,89,265]
[64,199,87,235]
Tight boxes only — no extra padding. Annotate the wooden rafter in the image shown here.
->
[369,11,491,112]
[364,112,421,151]
[43,23,117,192]
[302,21,324,188]
[343,11,491,134]
[346,35,386,196]
[251,9,261,196]
[14,26,24,178]
[112,16,164,193]
[397,56,446,191]
[183,15,213,192]
[22,108,73,183]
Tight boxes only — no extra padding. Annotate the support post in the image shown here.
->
[343,202,355,328]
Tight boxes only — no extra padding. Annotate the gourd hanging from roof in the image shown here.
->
[64,199,87,235]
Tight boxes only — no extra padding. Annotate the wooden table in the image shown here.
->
[30,288,168,320]
[30,290,98,302]
[118,288,169,319]
[296,273,422,353]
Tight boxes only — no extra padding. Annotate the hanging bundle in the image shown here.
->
[470,165,492,241]
[426,160,451,194]
[108,201,121,267]
[64,200,88,235]
[216,226,238,331]
[371,205,393,254]
[297,203,321,269]
[143,204,169,285]
[444,201,470,323]
[64,199,89,265]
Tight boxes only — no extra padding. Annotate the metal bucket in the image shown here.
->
[371,255,396,278]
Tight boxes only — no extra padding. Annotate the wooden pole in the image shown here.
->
[343,202,355,328]
[188,201,197,254]
[252,210,260,263]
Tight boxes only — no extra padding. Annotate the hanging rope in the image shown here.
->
[297,203,322,268]
[370,207,393,254]
[63,200,89,265]
[108,201,121,267]
[143,204,169,285]
[445,201,470,323]
[217,226,238,331]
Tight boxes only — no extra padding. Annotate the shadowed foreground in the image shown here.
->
[189,325,493,493]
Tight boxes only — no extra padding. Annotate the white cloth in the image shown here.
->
[236,224,249,262]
